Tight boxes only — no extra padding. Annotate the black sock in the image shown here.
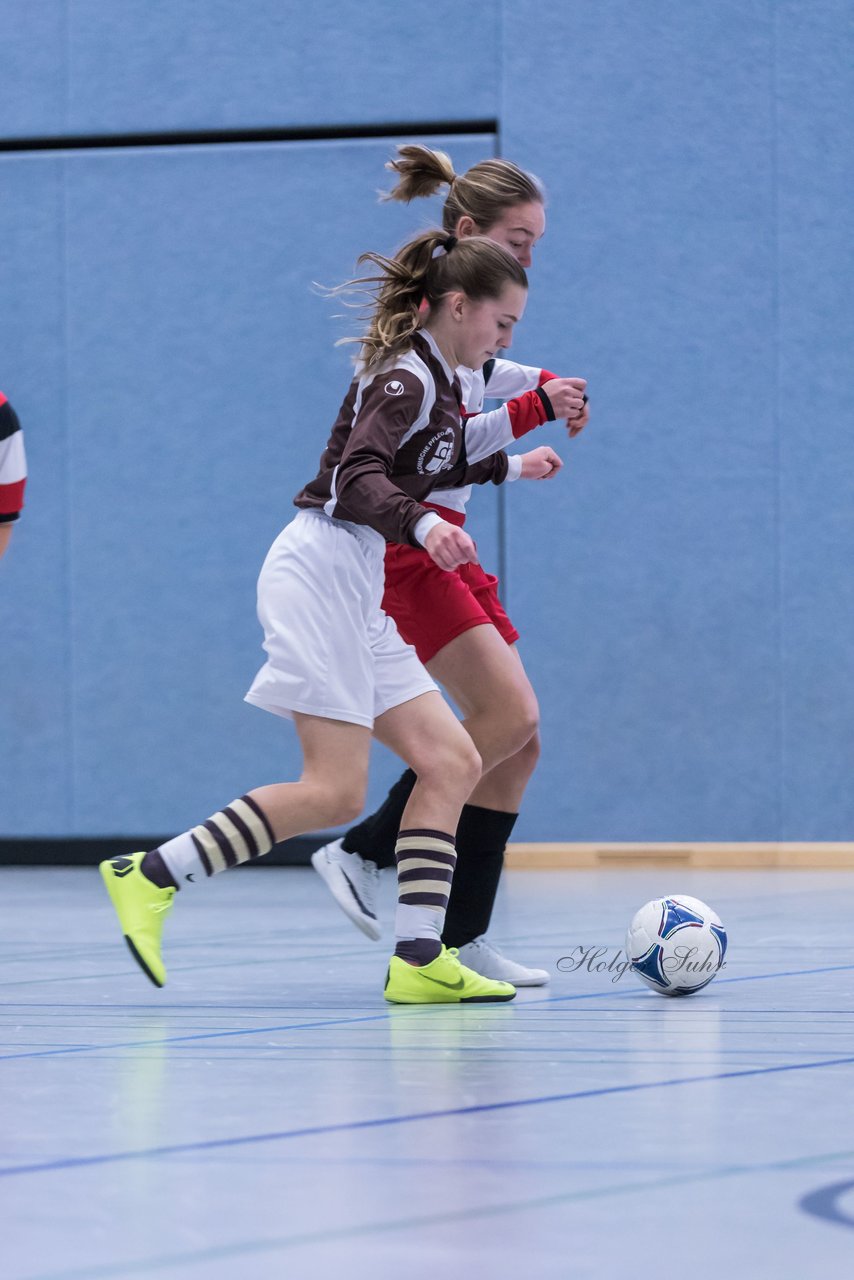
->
[394,937,443,965]
[342,769,416,870]
[140,849,179,890]
[442,805,518,949]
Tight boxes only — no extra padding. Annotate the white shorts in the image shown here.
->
[245,509,438,729]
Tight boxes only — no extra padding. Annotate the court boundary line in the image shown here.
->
[3,1051,854,1182]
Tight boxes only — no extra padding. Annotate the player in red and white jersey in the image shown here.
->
[313,146,589,986]
[0,392,27,561]
[438,353,572,515]
[98,228,564,1005]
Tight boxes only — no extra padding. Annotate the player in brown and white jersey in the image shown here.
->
[98,227,563,1005]
[313,147,589,986]
[0,392,27,561]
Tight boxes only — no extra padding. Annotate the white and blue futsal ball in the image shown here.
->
[626,895,727,996]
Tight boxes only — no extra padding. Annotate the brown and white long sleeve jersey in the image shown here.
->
[0,393,26,525]
[295,330,512,548]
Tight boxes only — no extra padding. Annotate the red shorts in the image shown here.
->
[382,541,520,665]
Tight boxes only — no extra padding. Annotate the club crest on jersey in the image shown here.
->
[384,380,405,396]
[418,427,457,474]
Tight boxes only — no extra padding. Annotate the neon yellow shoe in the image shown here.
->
[384,945,516,1004]
[99,852,176,988]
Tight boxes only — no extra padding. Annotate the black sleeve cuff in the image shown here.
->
[534,385,556,421]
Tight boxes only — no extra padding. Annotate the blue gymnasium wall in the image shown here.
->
[0,1,851,841]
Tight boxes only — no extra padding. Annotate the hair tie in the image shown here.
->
[431,233,458,260]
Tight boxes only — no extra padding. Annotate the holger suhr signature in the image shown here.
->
[556,945,725,982]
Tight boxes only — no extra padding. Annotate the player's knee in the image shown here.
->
[518,704,540,750]
[416,736,481,798]
[516,727,541,773]
[445,736,482,795]
[302,774,366,828]
[324,782,367,828]
[497,691,540,757]
[498,728,540,792]
[460,739,483,792]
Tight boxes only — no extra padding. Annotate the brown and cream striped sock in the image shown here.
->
[142,794,276,889]
[393,828,457,966]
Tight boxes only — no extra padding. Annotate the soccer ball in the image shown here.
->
[626,895,727,996]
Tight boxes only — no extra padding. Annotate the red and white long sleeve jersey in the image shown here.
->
[0,393,26,524]
[429,358,557,517]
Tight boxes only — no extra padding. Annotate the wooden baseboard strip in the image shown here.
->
[504,843,854,869]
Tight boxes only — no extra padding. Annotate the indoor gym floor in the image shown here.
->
[1,865,852,1278]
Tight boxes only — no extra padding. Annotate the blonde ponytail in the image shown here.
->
[382,144,457,204]
[382,144,544,233]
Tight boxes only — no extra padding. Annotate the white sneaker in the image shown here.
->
[311,838,381,941]
[456,935,550,987]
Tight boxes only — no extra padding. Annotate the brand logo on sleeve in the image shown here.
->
[384,380,405,396]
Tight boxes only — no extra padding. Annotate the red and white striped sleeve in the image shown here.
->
[461,360,559,465]
[0,393,27,524]
[480,358,554,401]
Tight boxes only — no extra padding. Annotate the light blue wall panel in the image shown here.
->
[776,1,854,838]
[0,0,499,140]
[0,155,70,833]
[500,1,782,837]
[508,472,779,839]
[4,0,852,843]
[54,133,492,834]
[0,2,66,138]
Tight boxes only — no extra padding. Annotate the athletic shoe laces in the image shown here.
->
[471,935,503,958]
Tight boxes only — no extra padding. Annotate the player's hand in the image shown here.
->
[567,397,590,438]
[542,377,587,420]
[519,445,563,479]
[424,521,479,571]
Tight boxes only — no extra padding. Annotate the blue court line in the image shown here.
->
[542,961,854,1003]
[20,1148,854,1280]
[53,1045,846,1059]
[2,959,854,1063]
[0,999,381,1010]
[0,943,375,990]
[8,1002,854,1014]
[3,1051,854,1182]
[800,1177,854,1230]
[0,1009,397,1062]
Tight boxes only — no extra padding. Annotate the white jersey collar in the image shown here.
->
[418,328,457,386]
